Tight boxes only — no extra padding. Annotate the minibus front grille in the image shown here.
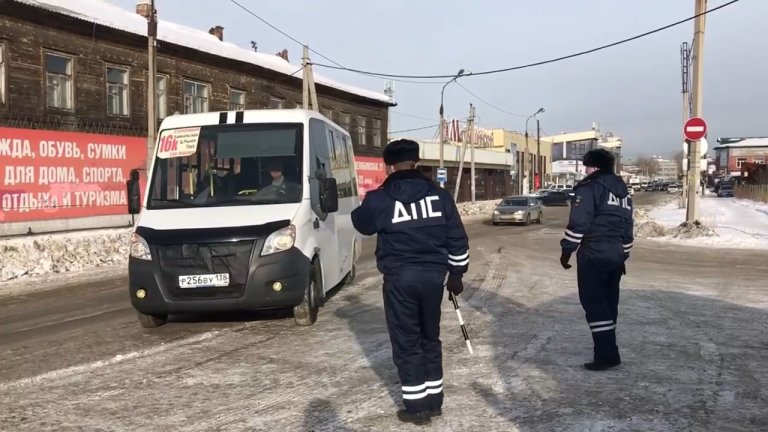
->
[155,240,255,300]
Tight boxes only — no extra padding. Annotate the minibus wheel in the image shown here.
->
[137,312,168,328]
[293,259,321,326]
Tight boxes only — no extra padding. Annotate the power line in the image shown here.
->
[228,0,446,86]
[311,0,741,79]
[389,124,439,134]
[456,82,529,118]
[390,110,439,122]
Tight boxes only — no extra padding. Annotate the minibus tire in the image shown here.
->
[344,264,356,285]
[138,312,168,328]
[293,259,321,326]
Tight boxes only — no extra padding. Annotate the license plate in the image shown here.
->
[178,273,230,288]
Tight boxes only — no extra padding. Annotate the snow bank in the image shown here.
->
[0,228,131,283]
[457,199,501,217]
[15,0,390,104]
[645,197,768,250]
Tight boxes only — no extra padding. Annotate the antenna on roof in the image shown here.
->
[250,41,258,52]
[384,81,395,103]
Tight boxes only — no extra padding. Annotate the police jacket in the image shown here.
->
[351,169,470,277]
[560,170,634,256]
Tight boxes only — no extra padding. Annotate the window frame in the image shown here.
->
[182,79,210,114]
[0,42,6,104]
[268,97,284,109]
[372,118,382,148]
[155,73,168,119]
[44,50,75,111]
[357,115,367,146]
[228,87,246,111]
[105,64,130,117]
[735,157,748,168]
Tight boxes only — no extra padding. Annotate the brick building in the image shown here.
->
[0,0,393,235]
[713,137,768,176]
[0,0,393,155]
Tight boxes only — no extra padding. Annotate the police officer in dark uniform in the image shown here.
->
[559,148,634,371]
[351,139,469,425]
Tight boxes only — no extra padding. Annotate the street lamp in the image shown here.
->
[438,68,466,188]
[523,107,545,194]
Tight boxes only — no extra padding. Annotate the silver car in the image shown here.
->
[492,196,544,225]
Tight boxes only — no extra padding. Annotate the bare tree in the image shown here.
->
[673,150,685,171]
[635,156,660,178]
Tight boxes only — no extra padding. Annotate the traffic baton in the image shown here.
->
[448,291,474,355]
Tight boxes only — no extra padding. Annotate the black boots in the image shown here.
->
[584,358,622,371]
[397,409,431,425]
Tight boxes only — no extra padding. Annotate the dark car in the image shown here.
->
[538,190,570,207]
[717,184,734,198]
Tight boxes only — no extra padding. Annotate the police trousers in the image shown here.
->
[576,243,624,362]
[382,267,445,412]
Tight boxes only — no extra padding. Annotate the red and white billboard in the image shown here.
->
[0,127,147,223]
[354,156,387,198]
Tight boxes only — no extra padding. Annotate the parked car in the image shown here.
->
[667,184,679,194]
[717,184,734,197]
[492,196,543,225]
[537,190,570,207]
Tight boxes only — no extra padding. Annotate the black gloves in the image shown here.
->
[560,251,572,270]
[446,274,464,296]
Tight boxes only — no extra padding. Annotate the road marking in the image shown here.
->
[0,330,220,391]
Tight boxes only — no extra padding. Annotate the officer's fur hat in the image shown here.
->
[383,139,420,166]
[582,149,615,173]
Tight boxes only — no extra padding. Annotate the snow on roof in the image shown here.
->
[13,0,393,105]
[714,137,768,149]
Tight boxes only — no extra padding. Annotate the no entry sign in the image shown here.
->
[684,117,707,141]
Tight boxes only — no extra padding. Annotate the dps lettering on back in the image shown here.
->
[606,192,632,210]
[392,195,443,224]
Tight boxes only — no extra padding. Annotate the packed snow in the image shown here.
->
[14,0,391,104]
[644,196,768,250]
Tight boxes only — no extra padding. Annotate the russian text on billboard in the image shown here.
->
[0,127,146,223]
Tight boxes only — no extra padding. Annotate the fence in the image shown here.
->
[735,184,768,203]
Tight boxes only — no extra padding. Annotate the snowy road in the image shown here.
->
[1,193,767,431]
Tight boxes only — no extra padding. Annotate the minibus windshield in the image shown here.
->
[147,123,304,209]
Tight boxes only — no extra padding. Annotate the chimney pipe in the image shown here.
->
[209,25,224,41]
[276,49,289,62]
[136,0,151,18]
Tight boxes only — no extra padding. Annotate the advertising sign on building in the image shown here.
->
[0,127,146,223]
[354,156,387,198]
[551,139,599,162]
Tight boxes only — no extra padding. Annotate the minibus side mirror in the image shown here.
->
[320,178,339,214]
[127,169,141,215]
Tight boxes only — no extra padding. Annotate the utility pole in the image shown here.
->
[469,104,476,203]
[301,46,319,111]
[680,41,691,209]
[145,0,157,173]
[686,0,706,222]
[536,118,541,190]
[453,106,474,203]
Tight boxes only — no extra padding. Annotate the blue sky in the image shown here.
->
[110,0,766,158]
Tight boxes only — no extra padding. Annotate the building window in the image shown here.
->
[106,66,129,116]
[0,43,5,104]
[156,74,168,119]
[321,108,333,120]
[753,158,765,164]
[183,79,209,114]
[339,113,351,132]
[269,97,283,109]
[373,119,382,147]
[45,52,73,110]
[229,88,246,110]
[736,158,747,168]
[357,115,367,146]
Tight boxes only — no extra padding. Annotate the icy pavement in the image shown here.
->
[645,196,768,250]
[1,206,766,431]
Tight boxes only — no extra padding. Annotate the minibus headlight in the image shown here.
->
[262,225,296,256]
[130,233,152,261]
